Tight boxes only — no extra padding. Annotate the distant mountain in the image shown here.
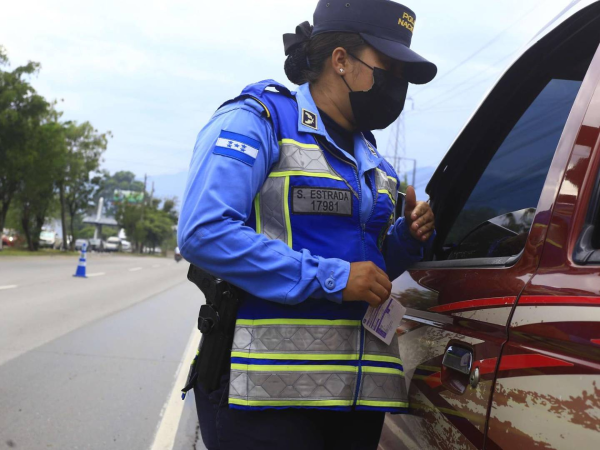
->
[150,165,437,211]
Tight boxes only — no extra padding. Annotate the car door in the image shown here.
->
[378,4,600,449]
[486,37,600,450]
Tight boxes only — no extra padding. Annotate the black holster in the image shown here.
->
[182,265,240,395]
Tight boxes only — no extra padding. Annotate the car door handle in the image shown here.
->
[441,345,476,394]
[442,345,473,375]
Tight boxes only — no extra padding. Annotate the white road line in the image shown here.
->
[150,327,199,450]
[129,267,143,272]
[0,285,18,291]
[86,272,106,278]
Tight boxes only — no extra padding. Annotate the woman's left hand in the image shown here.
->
[403,186,435,242]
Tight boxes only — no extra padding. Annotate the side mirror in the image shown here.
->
[395,192,406,219]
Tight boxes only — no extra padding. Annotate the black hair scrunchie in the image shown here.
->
[283,21,313,56]
[283,21,314,85]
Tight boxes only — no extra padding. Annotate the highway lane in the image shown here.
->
[0,255,206,449]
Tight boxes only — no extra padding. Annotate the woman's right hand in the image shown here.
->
[342,262,392,307]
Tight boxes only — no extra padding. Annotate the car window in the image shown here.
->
[444,79,582,260]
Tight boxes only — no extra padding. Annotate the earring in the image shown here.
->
[339,68,344,73]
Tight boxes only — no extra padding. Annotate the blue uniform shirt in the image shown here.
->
[178,83,429,306]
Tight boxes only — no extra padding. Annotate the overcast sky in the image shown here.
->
[0,0,577,195]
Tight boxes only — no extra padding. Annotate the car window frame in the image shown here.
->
[417,11,600,269]
[424,76,581,268]
[574,152,600,264]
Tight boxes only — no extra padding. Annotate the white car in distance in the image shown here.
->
[120,240,132,252]
[104,237,122,252]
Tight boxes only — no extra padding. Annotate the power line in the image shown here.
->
[104,157,188,172]
[415,50,516,111]
[412,0,546,99]
[416,72,498,112]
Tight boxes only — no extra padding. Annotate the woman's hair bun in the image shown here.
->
[284,43,309,85]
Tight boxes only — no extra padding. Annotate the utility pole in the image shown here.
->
[141,173,147,220]
[393,111,403,175]
[385,96,415,181]
[401,157,417,186]
[139,173,147,254]
[149,181,155,206]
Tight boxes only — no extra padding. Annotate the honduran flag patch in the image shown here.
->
[213,130,260,167]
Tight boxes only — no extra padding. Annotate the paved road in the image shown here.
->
[0,254,206,450]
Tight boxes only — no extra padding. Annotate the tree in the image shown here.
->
[116,197,177,254]
[399,174,408,194]
[58,121,109,250]
[116,202,144,251]
[162,198,179,223]
[16,117,66,250]
[0,47,49,246]
[94,170,144,215]
[142,208,174,253]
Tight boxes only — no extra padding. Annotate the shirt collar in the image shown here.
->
[294,83,383,173]
[295,83,327,137]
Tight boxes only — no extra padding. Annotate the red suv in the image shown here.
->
[382,2,600,449]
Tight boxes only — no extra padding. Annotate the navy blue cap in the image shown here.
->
[312,0,437,84]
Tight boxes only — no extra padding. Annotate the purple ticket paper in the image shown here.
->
[362,297,407,345]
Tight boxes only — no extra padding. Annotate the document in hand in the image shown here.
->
[362,297,407,345]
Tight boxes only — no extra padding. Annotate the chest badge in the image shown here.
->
[302,109,318,130]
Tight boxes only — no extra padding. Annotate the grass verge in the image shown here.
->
[0,248,80,257]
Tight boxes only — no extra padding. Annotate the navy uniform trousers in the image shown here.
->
[194,375,386,450]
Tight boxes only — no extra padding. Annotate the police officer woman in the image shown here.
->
[178,1,437,449]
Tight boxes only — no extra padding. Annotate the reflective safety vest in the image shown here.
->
[227,80,407,413]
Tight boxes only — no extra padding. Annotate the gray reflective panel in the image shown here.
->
[229,369,358,401]
[229,371,248,397]
[375,169,388,191]
[277,142,337,174]
[363,333,402,360]
[259,177,287,243]
[231,324,361,354]
[359,373,406,402]
[375,169,398,198]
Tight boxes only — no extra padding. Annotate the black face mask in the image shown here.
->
[342,56,409,131]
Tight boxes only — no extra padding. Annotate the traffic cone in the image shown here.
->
[73,243,88,278]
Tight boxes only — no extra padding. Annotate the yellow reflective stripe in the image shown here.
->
[230,398,353,407]
[254,193,261,234]
[377,189,396,204]
[363,354,403,365]
[412,375,429,381]
[357,400,409,408]
[236,318,361,326]
[283,176,292,248]
[189,349,200,366]
[231,364,358,373]
[278,138,320,149]
[362,366,404,376]
[231,351,360,361]
[251,96,271,117]
[268,171,343,181]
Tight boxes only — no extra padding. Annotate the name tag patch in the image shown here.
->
[292,187,352,216]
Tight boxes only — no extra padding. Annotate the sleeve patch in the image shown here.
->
[213,130,261,167]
